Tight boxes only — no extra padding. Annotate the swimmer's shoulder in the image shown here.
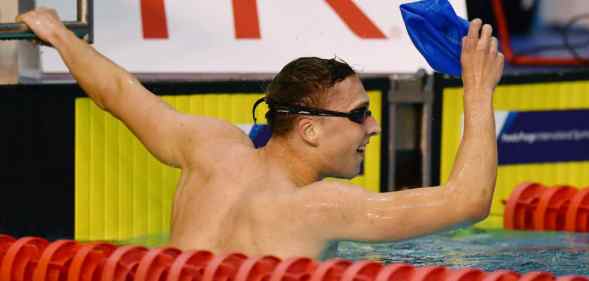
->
[181,122,257,170]
[202,118,255,147]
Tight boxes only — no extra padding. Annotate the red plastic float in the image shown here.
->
[412,266,448,281]
[67,243,116,281]
[201,252,247,281]
[100,245,148,281]
[268,257,317,281]
[0,236,48,281]
[504,183,589,232]
[166,250,213,281]
[504,183,545,230]
[135,247,181,281]
[519,272,555,281]
[340,260,382,281]
[446,268,485,281]
[32,240,80,281]
[309,258,353,281]
[565,189,589,232]
[481,270,520,281]
[0,235,586,281]
[234,256,281,281]
[0,235,16,262]
[557,276,589,281]
[375,263,414,281]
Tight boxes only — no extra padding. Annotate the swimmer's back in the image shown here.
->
[167,134,325,257]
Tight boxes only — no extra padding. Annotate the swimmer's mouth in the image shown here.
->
[357,146,366,153]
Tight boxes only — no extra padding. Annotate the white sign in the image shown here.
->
[39,0,467,74]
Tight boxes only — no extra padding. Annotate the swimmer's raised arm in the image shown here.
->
[283,182,479,242]
[17,8,251,169]
[273,19,503,243]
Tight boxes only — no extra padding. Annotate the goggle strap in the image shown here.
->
[252,97,267,124]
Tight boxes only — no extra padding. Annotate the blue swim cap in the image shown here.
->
[400,0,469,76]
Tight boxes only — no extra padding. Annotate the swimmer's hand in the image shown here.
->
[460,19,504,94]
[16,7,69,46]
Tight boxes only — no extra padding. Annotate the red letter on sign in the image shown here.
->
[232,0,261,39]
[140,0,169,39]
[325,0,386,39]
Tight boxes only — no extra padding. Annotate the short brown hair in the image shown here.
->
[265,57,356,136]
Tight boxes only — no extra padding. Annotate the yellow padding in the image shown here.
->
[440,80,589,229]
[75,92,382,242]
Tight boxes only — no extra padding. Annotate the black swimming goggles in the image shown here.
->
[252,97,372,125]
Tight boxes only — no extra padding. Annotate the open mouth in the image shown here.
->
[357,146,366,153]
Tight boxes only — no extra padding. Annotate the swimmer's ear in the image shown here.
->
[297,118,320,146]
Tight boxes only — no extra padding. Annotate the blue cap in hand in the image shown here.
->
[400,0,469,76]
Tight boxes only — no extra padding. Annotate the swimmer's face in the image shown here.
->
[315,75,381,178]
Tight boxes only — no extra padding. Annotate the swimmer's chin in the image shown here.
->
[330,168,363,180]
[339,174,359,180]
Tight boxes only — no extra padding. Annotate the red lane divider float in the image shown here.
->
[0,235,16,263]
[268,257,316,281]
[1,236,48,281]
[166,250,213,281]
[33,240,80,281]
[101,245,148,281]
[135,247,181,281]
[504,183,589,232]
[0,235,587,281]
[201,252,247,281]
[234,255,280,281]
[565,189,589,232]
[68,243,117,281]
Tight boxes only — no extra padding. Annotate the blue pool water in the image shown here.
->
[124,228,589,276]
[336,228,589,276]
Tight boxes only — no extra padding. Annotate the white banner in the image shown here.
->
[39,0,467,74]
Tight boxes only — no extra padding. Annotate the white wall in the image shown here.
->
[540,0,589,27]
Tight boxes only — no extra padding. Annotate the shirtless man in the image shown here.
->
[18,8,503,259]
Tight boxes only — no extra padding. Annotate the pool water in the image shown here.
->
[119,228,589,276]
[336,228,589,276]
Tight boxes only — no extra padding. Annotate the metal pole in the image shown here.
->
[421,75,434,187]
[0,0,92,42]
[386,79,399,191]
[77,0,93,43]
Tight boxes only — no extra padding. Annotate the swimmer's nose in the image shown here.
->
[366,115,381,136]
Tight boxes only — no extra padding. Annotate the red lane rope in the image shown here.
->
[0,234,587,281]
[504,183,589,232]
